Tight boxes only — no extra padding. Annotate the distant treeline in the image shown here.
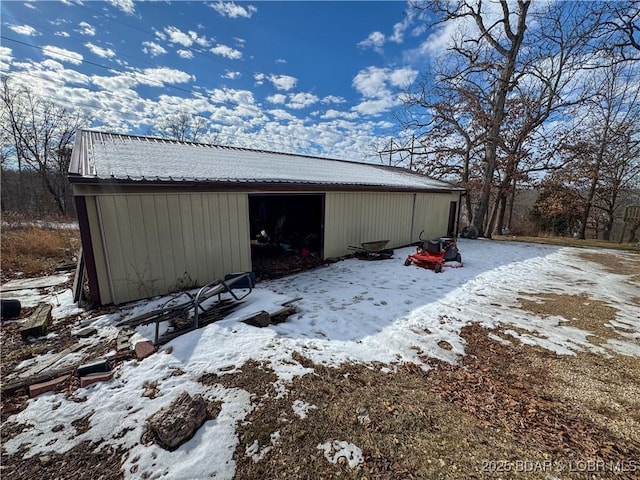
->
[1,168,75,218]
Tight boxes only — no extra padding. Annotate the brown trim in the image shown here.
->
[74,196,101,305]
[68,177,464,194]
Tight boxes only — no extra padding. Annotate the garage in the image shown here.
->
[69,130,464,305]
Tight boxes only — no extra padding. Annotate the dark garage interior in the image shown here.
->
[248,194,325,279]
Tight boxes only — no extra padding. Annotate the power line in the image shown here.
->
[2,34,370,157]
[3,0,399,157]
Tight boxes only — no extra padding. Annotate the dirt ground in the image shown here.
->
[1,246,639,479]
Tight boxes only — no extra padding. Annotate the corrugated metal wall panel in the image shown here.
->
[323,192,415,258]
[411,192,457,240]
[84,196,113,304]
[96,192,250,304]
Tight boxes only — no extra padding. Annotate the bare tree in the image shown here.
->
[425,0,531,237]
[154,109,209,143]
[1,76,90,215]
[404,1,606,237]
[596,1,640,62]
[575,62,640,239]
[400,80,485,222]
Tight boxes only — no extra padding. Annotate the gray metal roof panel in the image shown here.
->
[70,130,463,192]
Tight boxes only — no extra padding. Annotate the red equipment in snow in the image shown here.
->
[404,237,462,273]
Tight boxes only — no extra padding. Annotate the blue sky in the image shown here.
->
[1,0,441,161]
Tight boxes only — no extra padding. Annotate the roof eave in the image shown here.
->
[67,176,465,193]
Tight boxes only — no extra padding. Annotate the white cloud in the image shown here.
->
[42,45,83,65]
[49,18,69,26]
[268,74,297,91]
[266,93,287,104]
[177,49,194,59]
[287,92,319,110]
[268,108,298,121]
[137,67,195,86]
[389,13,414,44]
[322,95,346,104]
[275,58,287,64]
[352,67,390,98]
[85,42,116,59]
[209,1,257,18]
[417,20,461,58]
[254,73,265,85]
[108,0,136,14]
[191,31,211,48]
[36,59,91,85]
[8,24,38,36]
[352,97,397,116]
[388,67,418,87]
[164,26,193,47]
[210,44,242,60]
[55,31,70,38]
[0,46,13,70]
[142,41,168,57]
[321,109,359,120]
[353,66,417,98]
[78,22,96,36]
[91,74,139,91]
[352,66,418,115]
[24,2,37,9]
[222,70,241,79]
[358,31,385,52]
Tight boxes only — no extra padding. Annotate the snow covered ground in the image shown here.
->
[3,239,639,479]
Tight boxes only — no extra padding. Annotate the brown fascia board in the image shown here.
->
[67,175,465,194]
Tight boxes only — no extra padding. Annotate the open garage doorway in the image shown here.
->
[248,193,325,279]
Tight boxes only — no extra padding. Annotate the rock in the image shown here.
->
[356,407,371,426]
[135,341,156,360]
[74,326,97,338]
[146,391,209,450]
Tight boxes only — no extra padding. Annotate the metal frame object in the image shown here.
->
[116,272,254,344]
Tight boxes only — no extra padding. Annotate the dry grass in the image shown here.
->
[1,226,80,280]
[228,356,543,480]
[516,293,621,344]
[493,234,640,252]
[577,251,640,277]
[207,322,640,480]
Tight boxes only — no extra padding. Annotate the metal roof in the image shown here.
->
[69,130,463,192]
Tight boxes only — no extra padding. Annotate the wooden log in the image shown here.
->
[3,365,79,396]
[20,303,52,340]
[18,343,83,379]
[242,311,271,328]
[3,351,134,396]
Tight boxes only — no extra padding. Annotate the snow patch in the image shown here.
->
[291,399,318,419]
[317,440,364,468]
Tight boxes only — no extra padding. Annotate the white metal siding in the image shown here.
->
[96,192,250,304]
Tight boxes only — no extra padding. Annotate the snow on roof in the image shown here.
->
[69,130,462,191]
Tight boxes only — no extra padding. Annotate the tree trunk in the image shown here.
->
[471,2,530,238]
[507,177,517,230]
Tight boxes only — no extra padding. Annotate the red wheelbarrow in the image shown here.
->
[404,237,462,273]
